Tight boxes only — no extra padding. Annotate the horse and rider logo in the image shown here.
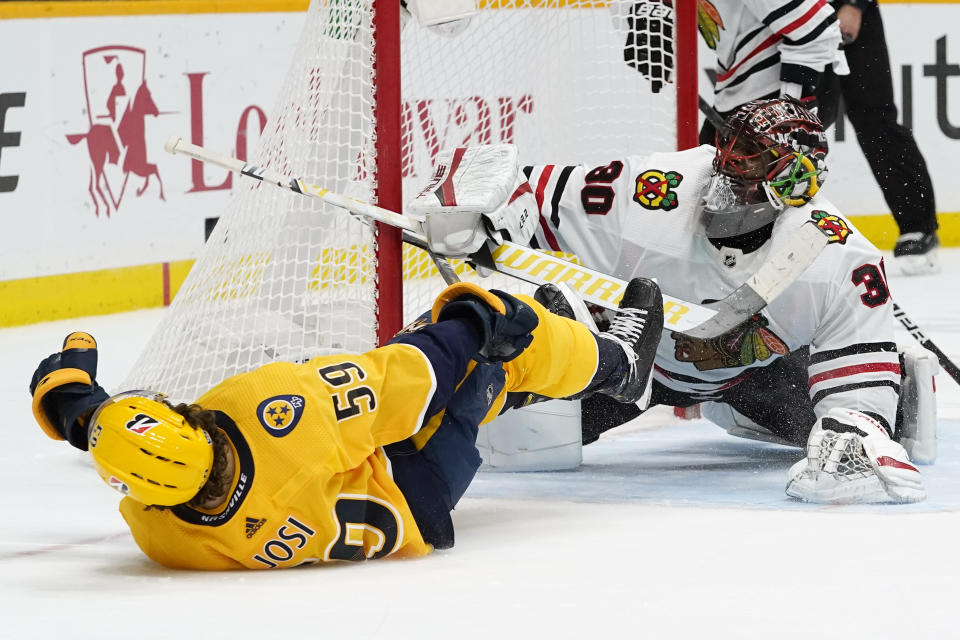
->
[66,46,171,216]
[633,169,683,211]
[811,210,853,244]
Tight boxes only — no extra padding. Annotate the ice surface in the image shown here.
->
[2,252,959,639]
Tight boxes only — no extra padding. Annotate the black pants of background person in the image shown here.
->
[582,348,817,448]
[816,2,937,237]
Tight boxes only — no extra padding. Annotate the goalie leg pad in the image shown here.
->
[477,399,583,472]
[896,346,939,464]
[474,283,597,471]
[785,431,889,504]
[701,401,797,447]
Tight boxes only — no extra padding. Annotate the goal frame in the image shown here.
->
[371,0,699,343]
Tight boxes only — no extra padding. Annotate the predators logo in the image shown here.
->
[257,394,306,437]
[634,170,683,211]
[811,210,852,244]
[697,0,724,50]
[672,313,788,371]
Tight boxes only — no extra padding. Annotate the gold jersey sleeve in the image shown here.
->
[501,294,599,398]
[483,294,600,424]
[120,343,439,570]
[409,296,601,450]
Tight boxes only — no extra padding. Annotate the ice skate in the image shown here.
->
[596,278,664,403]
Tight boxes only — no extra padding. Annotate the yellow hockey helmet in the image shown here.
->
[87,391,214,506]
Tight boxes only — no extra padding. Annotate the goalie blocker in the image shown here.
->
[407,145,538,258]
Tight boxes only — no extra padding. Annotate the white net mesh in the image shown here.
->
[123,0,684,402]
[398,0,682,321]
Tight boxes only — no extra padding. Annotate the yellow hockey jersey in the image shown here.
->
[121,343,439,569]
[119,296,600,570]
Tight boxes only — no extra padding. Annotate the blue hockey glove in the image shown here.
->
[30,332,109,451]
[432,282,539,363]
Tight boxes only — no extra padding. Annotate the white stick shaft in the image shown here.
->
[746,221,827,303]
[163,135,724,333]
[164,135,422,234]
[488,242,716,332]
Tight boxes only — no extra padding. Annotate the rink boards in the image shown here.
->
[3,0,960,326]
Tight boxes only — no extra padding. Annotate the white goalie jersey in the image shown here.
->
[523,145,900,431]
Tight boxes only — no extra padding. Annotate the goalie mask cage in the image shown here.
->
[122,0,698,402]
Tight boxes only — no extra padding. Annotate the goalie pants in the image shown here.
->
[582,347,817,447]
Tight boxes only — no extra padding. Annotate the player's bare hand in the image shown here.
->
[837,4,862,46]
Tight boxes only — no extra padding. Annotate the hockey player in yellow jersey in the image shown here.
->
[30,279,663,569]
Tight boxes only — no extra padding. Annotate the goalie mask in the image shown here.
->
[702,97,828,239]
[87,391,214,506]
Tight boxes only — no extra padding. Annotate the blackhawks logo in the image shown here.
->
[811,210,852,244]
[671,313,788,371]
[634,170,683,211]
[697,0,724,50]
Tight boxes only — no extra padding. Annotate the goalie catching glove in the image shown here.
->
[30,332,110,450]
[407,145,538,258]
[786,408,925,504]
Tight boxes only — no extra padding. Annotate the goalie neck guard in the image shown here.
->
[702,97,828,239]
[87,391,214,506]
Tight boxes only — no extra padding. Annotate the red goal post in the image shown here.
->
[378,0,699,340]
[123,0,698,403]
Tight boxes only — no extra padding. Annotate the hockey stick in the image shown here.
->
[698,94,726,131]
[163,135,715,333]
[681,221,828,338]
[401,231,461,286]
[893,302,960,385]
[164,136,823,338]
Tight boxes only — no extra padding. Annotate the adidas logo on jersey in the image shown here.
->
[245,516,267,539]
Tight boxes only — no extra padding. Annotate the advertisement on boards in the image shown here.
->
[824,4,960,219]
[1,2,959,308]
[0,11,303,281]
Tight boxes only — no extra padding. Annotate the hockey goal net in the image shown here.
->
[123,0,697,402]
